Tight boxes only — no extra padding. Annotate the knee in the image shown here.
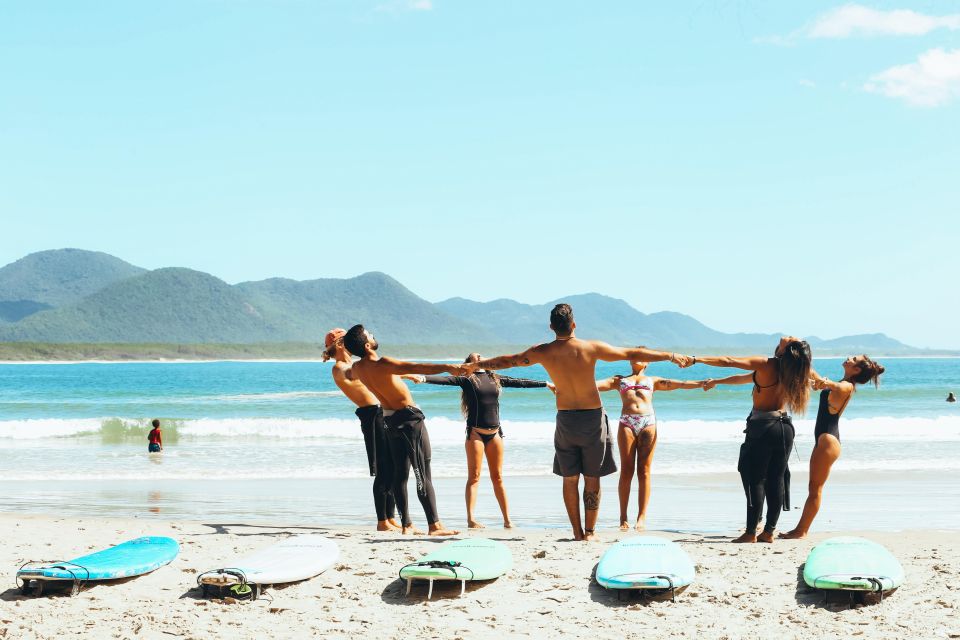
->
[466,472,482,485]
[488,469,503,484]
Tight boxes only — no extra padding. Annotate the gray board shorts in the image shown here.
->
[553,408,617,477]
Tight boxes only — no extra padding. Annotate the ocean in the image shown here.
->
[2,358,958,532]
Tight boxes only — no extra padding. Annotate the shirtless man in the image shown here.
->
[475,304,694,541]
[324,328,401,532]
[343,324,469,536]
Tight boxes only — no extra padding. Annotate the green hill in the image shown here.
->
[0,249,146,314]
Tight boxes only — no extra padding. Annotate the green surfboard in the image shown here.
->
[803,536,904,594]
[399,538,512,599]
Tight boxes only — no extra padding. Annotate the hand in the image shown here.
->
[672,353,694,368]
[546,381,556,395]
[702,379,717,391]
[453,362,479,376]
[811,377,829,391]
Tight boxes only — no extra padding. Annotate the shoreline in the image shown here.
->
[2,512,957,639]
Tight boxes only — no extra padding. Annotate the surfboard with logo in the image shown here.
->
[595,536,695,600]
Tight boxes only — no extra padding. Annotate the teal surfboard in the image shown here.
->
[595,536,695,599]
[803,536,904,595]
[17,536,180,597]
[399,538,512,599]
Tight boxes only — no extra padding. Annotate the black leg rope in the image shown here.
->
[606,574,677,603]
[196,568,261,602]
[17,560,91,597]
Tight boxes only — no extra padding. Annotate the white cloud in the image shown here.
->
[408,0,432,10]
[798,78,817,88]
[375,0,432,12]
[757,4,960,44]
[864,48,960,107]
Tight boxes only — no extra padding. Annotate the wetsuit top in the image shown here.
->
[814,389,850,442]
[422,372,547,428]
[148,428,162,445]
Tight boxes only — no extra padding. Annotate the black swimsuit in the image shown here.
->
[814,389,849,443]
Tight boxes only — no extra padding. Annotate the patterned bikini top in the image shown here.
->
[619,376,653,394]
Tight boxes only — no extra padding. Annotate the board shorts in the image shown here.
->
[148,443,161,453]
[553,408,617,477]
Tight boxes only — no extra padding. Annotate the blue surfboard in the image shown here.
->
[17,536,179,596]
[595,536,696,600]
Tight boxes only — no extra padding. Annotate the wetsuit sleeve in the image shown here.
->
[421,375,466,387]
[498,376,548,388]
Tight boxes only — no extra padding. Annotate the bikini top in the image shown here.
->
[619,376,653,394]
[753,357,780,393]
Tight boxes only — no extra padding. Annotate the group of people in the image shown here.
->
[324,303,885,543]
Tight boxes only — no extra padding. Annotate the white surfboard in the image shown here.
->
[198,535,339,597]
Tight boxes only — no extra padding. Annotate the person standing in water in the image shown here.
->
[147,419,163,453]
[411,353,556,529]
[778,355,885,539]
[596,361,711,531]
[948,392,957,403]
[474,304,694,541]
[697,337,812,543]
[324,327,401,532]
[344,324,471,536]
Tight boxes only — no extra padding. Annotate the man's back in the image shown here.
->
[332,361,380,408]
[536,338,604,411]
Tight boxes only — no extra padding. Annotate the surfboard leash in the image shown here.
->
[398,560,474,582]
[16,560,91,597]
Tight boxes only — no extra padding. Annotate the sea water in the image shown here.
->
[1,359,958,531]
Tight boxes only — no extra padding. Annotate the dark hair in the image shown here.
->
[343,324,369,357]
[850,355,885,388]
[151,419,160,428]
[460,353,500,418]
[779,340,813,415]
[550,303,574,336]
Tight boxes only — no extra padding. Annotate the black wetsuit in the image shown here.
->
[422,372,547,443]
[383,406,439,526]
[814,389,847,443]
[354,404,396,522]
[738,411,795,534]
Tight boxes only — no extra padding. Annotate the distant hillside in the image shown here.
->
[0,249,146,315]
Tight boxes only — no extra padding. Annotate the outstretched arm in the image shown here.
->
[694,355,769,370]
[592,342,694,367]
[499,376,548,389]
[596,376,620,392]
[703,372,754,390]
[406,374,465,386]
[377,357,466,376]
[475,346,541,371]
[653,378,708,391]
[810,370,853,393]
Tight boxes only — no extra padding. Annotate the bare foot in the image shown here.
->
[634,518,646,532]
[401,525,422,535]
[503,521,514,529]
[571,527,585,541]
[428,523,460,536]
[732,532,757,543]
[779,529,807,540]
[757,530,775,543]
[467,520,486,529]
[387,518,402,529]
[619,521,630,531]
[376,521,396,532]
[583,530,599,542]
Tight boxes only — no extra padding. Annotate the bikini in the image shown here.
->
[618,376,656,436]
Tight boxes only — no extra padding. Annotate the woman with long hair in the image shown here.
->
[779,355,885,539]
[698,336,813,543]
[411,353,554,529]
[596,360,709,531]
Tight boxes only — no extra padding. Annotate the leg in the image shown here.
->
[387,430,416,534]
[371,414,399,531]
[781,435,841,539]
[562,475,584,541]
[408,423,458,536]
[734,440,773,543]
[616,424,637,530]
[759,422,794,541]
[483,434,511,528]
[583,475,601,541]
[634,425,658,532]
[464,432,486,529]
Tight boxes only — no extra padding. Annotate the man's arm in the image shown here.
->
[592,342,694,367]
[475,346,541,371]
[694,355,768,370]
[376,357,466,376]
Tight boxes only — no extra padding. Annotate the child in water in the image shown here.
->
[148,419,163,453]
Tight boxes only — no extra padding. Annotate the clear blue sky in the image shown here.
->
[1,2,958,348]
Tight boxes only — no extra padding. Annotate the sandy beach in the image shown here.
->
[1,513,957,640]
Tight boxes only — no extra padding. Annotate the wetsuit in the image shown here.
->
[354,404,397,522]
[422,372,547,444]
[148,428,162,453]
[738,410,795,534]
[814,389,848,443]
[383,406,439,526]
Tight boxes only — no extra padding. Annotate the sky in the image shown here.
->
[1,1,958,348]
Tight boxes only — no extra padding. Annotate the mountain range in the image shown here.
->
[0,249,921,353]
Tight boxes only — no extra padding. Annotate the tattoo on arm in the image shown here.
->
[583,489,600,512]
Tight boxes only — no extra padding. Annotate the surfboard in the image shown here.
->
[198,535,339,600]
[803,536,904,597]
[17,536,179,597]
[399,538,513,599]
[595,536,696,600]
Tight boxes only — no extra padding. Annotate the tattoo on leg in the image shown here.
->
[584,490,600,511]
